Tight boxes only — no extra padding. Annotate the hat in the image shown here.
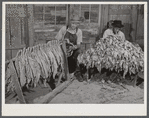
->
[70,14,81,22]
[112,20,124,28]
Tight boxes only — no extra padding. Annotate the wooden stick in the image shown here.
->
[33,77,75,104]
[9,61,26,104]
[56,72,63,87]
[5,58,16,64]
[61,40,69,80]
[133,74,138,87]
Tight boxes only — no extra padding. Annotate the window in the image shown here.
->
[84,12,89,19]
[33,4,67,26]
[70,4,99,24]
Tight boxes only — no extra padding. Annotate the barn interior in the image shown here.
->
[5,4,144,104]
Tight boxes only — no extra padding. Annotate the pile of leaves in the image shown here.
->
[5,40,64,93]
[78,36,144,79]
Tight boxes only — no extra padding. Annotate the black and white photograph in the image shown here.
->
[2,1,147,116]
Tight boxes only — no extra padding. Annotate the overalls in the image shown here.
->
[64,26,81,73]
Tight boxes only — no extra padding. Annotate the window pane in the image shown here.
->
[34,5,43,13]
[34,14,43,21]
[56,5,67,24]
[90,4,99,23]
[44,5,56,25]
[81,4,89,23]
[45,6,55,13]
[45,14,55,24]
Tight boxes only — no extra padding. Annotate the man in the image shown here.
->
[103,20,126,41]
[101,20,126,84]
[55,14,84,82]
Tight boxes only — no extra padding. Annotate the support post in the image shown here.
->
[9,61,26,104]
[61,40,69,80]
[24,4,29,48]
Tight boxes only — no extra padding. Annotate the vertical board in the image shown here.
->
[6,4,27,60]
[99,5,109,37]
[56,4,67,25]
[27,4,34,47]
[81,4,89,23]
[130,5,138,41]
[5,50,12,61]
[6,17,11,48]
[136,5,144,40]
[90,4,99,23]
[9,17,22,48]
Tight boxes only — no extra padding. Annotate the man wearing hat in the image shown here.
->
[103,20,126,41]
[55,14,84,82]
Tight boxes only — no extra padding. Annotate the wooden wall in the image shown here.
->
[99,4,144,44]
[5,4,144,61]
[5,4,34,61]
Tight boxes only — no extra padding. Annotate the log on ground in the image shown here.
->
[33,77,75,104]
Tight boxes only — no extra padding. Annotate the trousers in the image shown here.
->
[67,48,81,73]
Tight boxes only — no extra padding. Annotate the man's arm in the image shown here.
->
[121,32,126,41]
[103,30,109,39]
[55,26,66,42]
[76,29,82,49]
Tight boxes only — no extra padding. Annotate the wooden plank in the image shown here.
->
[131,5,138,41]
[9,61,26,104]
[55,5,56,25]
[24,4,30,48]
[99,5,109,37]
[6,44,25,50]
[6,17,11,48]
[136,14,144,39]
[98,5,101,28]
[6,50,12,61]
[89,4,91,24]
[61,40,69,80]
[33,77,75,103]
[6,4,26,17]
[103,5,109,27]
[28,5,34,47]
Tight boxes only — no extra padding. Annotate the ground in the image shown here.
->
[49,77,144,104]
[6,72,144,104]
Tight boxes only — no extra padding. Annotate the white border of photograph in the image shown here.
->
[2,1,147,116]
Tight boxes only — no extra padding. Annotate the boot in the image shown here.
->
[75,72,84,82]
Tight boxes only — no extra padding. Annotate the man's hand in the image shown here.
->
[64,38,70,43]
[69,45,77,50]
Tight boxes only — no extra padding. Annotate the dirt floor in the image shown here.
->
[49,78,144,104]
[6,72,144,104]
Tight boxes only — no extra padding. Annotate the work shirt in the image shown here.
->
[55,26,83,45]
[103,29,126,41]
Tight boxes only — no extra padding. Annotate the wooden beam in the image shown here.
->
[24,4,29,48]
[8,17,12,59]
[55,5,56,25]
[67,4,70,26]
[131,5,138,41]
[89,4,91,24]
[80,4,81,17]
[9,61,26,104]
[28,5,34,47]
[61,40,69,80]
[98,4,102,37]
[33,77,75,103]
[100,5,109,37]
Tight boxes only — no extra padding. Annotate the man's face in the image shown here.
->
[113,27,121,34]
[70,21,80,30]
